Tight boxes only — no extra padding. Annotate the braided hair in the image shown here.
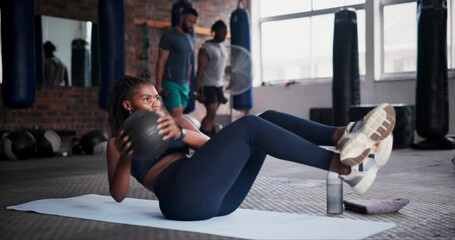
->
[108,75,151,137]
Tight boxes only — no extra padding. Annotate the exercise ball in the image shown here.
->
[80,130,109,155]
[3,131,36,160]
[28,129,62,158]
[122,110,169,161]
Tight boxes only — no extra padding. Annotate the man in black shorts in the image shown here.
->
[195,20,229,136]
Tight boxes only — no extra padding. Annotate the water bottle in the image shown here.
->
[326,171,343,214]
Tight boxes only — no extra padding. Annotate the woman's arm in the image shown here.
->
[180,128,209,149]
[106,131,133,202]
[158,115,210,150]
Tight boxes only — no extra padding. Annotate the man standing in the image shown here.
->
[155,7,198,118]
[195,20,228,136]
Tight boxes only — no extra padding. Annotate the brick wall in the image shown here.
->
[0,86,109,150]
[124,0,237,79]
[34,0,98,22]
[1,0,240,146]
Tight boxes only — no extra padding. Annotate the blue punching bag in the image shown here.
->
[98,0,125,111]
[230,8,253,111]
[172,0,196,113]
[1,0,36,108]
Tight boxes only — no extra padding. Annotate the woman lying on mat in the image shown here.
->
[106,75,396,221]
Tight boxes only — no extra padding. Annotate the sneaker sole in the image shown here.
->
[351,135,393,194]
[340,104,396,167]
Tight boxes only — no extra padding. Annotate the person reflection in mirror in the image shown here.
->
[43,41,69,87]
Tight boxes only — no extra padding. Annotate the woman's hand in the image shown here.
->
[115,129,133,158]
[157,115,182,141]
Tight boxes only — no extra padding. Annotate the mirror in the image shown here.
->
[39,15,94,87]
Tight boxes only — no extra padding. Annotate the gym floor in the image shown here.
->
[1,147,454,239]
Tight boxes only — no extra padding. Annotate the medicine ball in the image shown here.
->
[28,129,62,158]
[80,130,109,155]
[72,137,83,155]
[122,110,169,160]
[3,131,37,160]
[0,130,11,160]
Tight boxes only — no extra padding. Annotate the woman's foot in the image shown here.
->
[340,135,393,194]
[338,103,396,167]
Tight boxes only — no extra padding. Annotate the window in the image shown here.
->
[259,0,311,17]
[383,2,417,74]
[252,0,454,85]
[253,1,366,85]
[261,18,311,82]
[448,0,455,70]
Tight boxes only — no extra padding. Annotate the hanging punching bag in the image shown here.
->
[98,0,125,111]
[171,0,196,113]
[35,16,44,86]
[230,8,253,111]
[332,9,360,126]
[71,39,90,87]
[1,0,36,108]
[414,0,453,149]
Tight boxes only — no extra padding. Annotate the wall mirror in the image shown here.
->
[0,13,95,87]
[38,15,96,88]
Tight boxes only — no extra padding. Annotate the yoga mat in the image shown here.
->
[7,194,395,239]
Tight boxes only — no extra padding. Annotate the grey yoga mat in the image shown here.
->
[7,194,396,240]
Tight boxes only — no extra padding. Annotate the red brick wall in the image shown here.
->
[34,0,98,22]
[0,0,239,145]
[0,87,109,150]
[124,0,237,79]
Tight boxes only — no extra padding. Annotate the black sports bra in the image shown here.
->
[130,139,189,185]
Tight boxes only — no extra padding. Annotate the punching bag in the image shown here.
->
[230,8,253,111]
[171,0,196,113]
[414,0,453,149]
[98,0,125,111]
[1,0,36,108]
[71,39,90,87]
[332,9,360,126]
[35,16,44,86]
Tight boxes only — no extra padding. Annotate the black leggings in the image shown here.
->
[154,110,337,220]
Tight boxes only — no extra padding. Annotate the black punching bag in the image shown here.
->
[414,0,454,149]
[71,39,90,87]
[332,9,360,126]
[1,0,36,108]
[98,0,125,111]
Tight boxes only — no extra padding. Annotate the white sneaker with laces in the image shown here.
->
[338,103,396,167]
[340,135,393,194]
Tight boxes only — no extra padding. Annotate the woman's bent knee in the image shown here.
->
[258,110,279,119]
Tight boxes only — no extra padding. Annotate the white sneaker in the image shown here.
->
[341,135,393,194]
[338,103,396,167]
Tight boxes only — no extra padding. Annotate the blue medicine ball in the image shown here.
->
[121,110,169,160]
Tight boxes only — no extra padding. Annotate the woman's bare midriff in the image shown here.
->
[142,152,186,192]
